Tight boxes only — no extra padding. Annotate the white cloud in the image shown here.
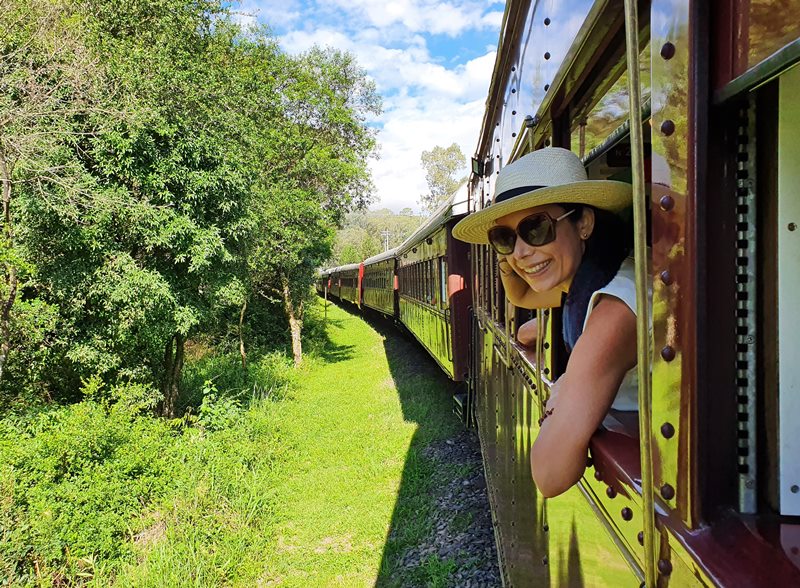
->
[279,26,496,210]
[250,0,500,212]
[316,0,497,38]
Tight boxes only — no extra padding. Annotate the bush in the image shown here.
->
[0,398,176,583]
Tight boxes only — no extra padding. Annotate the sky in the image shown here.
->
[234,0,505,212]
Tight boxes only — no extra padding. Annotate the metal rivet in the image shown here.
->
[512,110,517,115]
[543,524,549,532]
[511,88,516,93]
[621,507,633,521]
[661,422,675,439]
[789,222,797,231]
[637,531,644,546]
[791,485,799,494]
[496,138,500,142]
[660,42,676,60]
[512,133,517,137]
[660,270,673,285]
[543,342,550,349]
[544,52,551,60]
[606,486,617,499]
[661,119,676,136]
[658,559,673,575]
[511,66,516,72]
[544,17,551,25]
[542,555,549,565]
[496,122,500,126]
[661,483,675,500]
[661,346,676,361]
[660,194,675,211]
[594,469,603,481]
[586,456,593,468]
[544,84,550,91]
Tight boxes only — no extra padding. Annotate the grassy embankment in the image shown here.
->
[0,299,461,586]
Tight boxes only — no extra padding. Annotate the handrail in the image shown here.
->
[623,1,657,586]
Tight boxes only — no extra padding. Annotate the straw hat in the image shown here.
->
[453,148,631,244]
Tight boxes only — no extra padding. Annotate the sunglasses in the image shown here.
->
[487,209,575,255]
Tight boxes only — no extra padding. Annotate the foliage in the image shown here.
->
[1,0,380,409]
[330,208,423,266]
[0,350,293,585]
[419,143,467,214]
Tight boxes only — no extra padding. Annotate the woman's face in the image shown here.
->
[495,203,594,293]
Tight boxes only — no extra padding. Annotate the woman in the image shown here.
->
[452,148,640,498]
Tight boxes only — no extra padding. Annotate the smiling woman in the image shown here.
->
[452,147,637,497]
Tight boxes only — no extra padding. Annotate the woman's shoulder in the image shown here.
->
[581,256,644,333]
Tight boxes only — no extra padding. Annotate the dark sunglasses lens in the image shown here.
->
[488,227,516,255]
[518,214,555,246]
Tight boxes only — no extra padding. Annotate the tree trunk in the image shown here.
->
[0,153,17,382]
[160,333,185,418]
[282,276,303,367]
[238,299,247,371]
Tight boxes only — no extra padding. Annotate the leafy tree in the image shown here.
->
[247,47,380,366]
[419,143,467,214]
[0,0,107,381]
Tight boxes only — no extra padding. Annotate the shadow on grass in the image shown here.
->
[350,310,462,587]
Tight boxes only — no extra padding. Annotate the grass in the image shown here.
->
[0,299,462,586]
[258,301,460,586]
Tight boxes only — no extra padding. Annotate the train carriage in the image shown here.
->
[465,0,800,586]
[361,248,398,317]
[396,195,472,382]
[331,263,361,307]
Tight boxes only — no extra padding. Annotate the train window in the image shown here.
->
[440,258,448,308]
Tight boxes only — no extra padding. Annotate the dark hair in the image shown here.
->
[559,203,632,351]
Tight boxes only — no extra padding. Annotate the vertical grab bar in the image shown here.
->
[623,1,657,586]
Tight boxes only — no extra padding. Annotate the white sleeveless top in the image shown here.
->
[581,257,648,412]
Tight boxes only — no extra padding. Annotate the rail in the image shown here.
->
[623,0,657,586]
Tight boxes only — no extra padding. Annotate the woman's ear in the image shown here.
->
[576,207,595,240]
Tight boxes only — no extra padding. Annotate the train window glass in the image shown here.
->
[440,258,448,308]
[571,44,651,159]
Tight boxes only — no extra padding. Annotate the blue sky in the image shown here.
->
[234,0,505,211]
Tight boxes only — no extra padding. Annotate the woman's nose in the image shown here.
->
[512,235,535,260]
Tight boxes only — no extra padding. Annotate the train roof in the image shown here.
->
[397,189,469,254]
[363,247,398,266]
[331,262,360,274]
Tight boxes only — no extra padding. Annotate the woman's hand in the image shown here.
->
[516,317,538,347]
[498,255,562,309]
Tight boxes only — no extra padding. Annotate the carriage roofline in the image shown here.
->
[363,247,398,266]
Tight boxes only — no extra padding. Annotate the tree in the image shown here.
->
[246,46,381,366]
[419,143,467,214]
[0,0,107,382]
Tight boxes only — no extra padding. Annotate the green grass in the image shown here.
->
[0,299,461,586]
[258,301,460,586]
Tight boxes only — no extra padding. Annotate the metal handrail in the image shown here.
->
[623,0,657,586]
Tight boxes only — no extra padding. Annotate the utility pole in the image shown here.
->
[381,229,390,251]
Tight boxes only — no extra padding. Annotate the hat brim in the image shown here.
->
[452,180,632,245]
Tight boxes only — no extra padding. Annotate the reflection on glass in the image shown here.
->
[746,0,800,73]
[570,45,651,157]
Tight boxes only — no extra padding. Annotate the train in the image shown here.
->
[319,0,800,585]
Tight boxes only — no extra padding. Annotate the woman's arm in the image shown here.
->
[499,256,562,309]
[530,295,637,498]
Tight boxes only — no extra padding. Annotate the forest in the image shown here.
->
[0,0,382,582]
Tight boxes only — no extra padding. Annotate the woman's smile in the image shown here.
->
[521,259,552,276]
